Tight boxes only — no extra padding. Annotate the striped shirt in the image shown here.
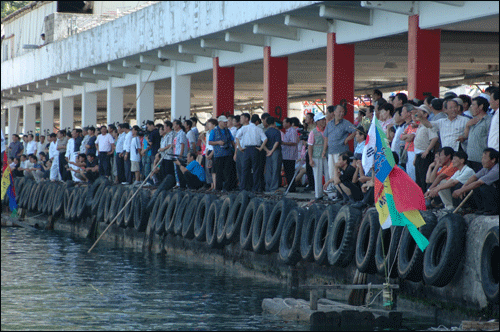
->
[282,127,299,160]
[430,116,468,151]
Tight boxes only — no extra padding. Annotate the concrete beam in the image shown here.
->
[107,64,137,74]
[178,44,214,58]
[225,32,266,47]
[93,68,125,78]
[17,88,39,96]
[284,15,331,32]
[57,77,83,86]
[360,1,418,16]
[122,60,156,71]
[201,39,242,53]
[140,55,171,66]
[320,5,373,25]
[253,23,299,41]
[48,80,72,89]
[158,50,196,63]
[81,71,110,80]
[67,74,97,84]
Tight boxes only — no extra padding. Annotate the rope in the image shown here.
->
[87,156,162,253]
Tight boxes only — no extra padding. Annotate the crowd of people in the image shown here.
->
[6,86,499,215]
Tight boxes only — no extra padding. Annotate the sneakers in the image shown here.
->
[143,182,152,187]
[121,182,130,185]
[133,181,142,186]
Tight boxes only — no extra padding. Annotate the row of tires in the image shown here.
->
[7,176,498,304]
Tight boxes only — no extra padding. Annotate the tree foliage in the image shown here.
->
[1,1,33,19]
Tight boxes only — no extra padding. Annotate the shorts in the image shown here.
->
[131,161,140,172]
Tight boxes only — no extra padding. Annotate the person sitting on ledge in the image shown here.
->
[323,151,363,204]
[424,150,475,212]
[172,151,206,190]
[452,148,499,215]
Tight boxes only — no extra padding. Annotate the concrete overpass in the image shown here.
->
[1,1,498,134]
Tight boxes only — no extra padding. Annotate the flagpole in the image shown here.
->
[453,190,473,214]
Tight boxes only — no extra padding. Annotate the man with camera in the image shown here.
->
[173,151,206,189]
[209,115,237,191]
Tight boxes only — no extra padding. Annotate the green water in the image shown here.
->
[1,227,308,330]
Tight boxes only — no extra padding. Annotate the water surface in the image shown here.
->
[1,227,308,330]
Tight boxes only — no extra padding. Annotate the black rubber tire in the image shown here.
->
[182,194,202,239]
[86,176,108,208]
[21,180,35,209]
[173,193,192,235]
[107,186,126,224]
[313,204,341,265]
[327,205,362,268]
[216,194,236,245]
[145,174,176,212]
[423,213,467,287]
[123,189,136,228]
[480,226,499,304]
[69,186,80,221]
[65,189,76,221]
[103,185,117,223]
[300,204,323,262]
[355,208,380,274]
[206,199,223,249]
[194,194,216,242]
[375,226,403,278]
[147,190,168,233]
[41,183,52,215]
[225,191,252,243]
[279,207,305,266]
[15,179,28,209]
[155,192,174,235]
[265,198,298,252]
[165,192,185,234]
[252,201,275,254]
[51,184,65,218]
[134,189,152,232]
[30,183,42,212]
[116,190,130,228]
[96,186,111,222]
[397,211,438,282]
[48,183,60,216]
[91,180,110,213]
[240,198,263,250]
[75,186,89,221]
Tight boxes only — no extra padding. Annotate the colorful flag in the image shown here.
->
[2,149,18,216]
[362,116,376,174]
[371,117,429,251]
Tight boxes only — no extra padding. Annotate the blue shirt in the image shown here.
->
[186,160,206,182]
[208,126,234,158]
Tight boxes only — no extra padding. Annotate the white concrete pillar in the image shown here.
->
[23,100,36,135]
[1,108,6,135]
[60,96,74,130]
[82,86,97,128]
[171,62,191,121]
[41,96,54,135]
[136,70,155,125]
[107,81,124,125]
[8,106,20,135]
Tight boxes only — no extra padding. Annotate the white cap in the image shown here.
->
[217,115,229,122]
[314,113,325,122]
[479,93,490,102]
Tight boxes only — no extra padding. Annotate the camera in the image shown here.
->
[298,128,310,141]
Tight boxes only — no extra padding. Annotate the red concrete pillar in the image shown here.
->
[408,15,441,101]
[326,33,355,150]
[326,33,355,125]
[263,46,288,121]
[213,57,235,118]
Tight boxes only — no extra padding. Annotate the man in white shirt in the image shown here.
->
[236,113,268,192]
[185,119,197,154]
[65,129,81,182]
[130,126,142,185]
[115,124,126,183]
[37,135,47,160]
[26,134,37,156]
[418,98,468,151]
[488,88,499,151]
[158,121,176,181]
[48,133,61,181]
[95,126,115,177]
[425,150,475,211]
[122,123,133,184]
